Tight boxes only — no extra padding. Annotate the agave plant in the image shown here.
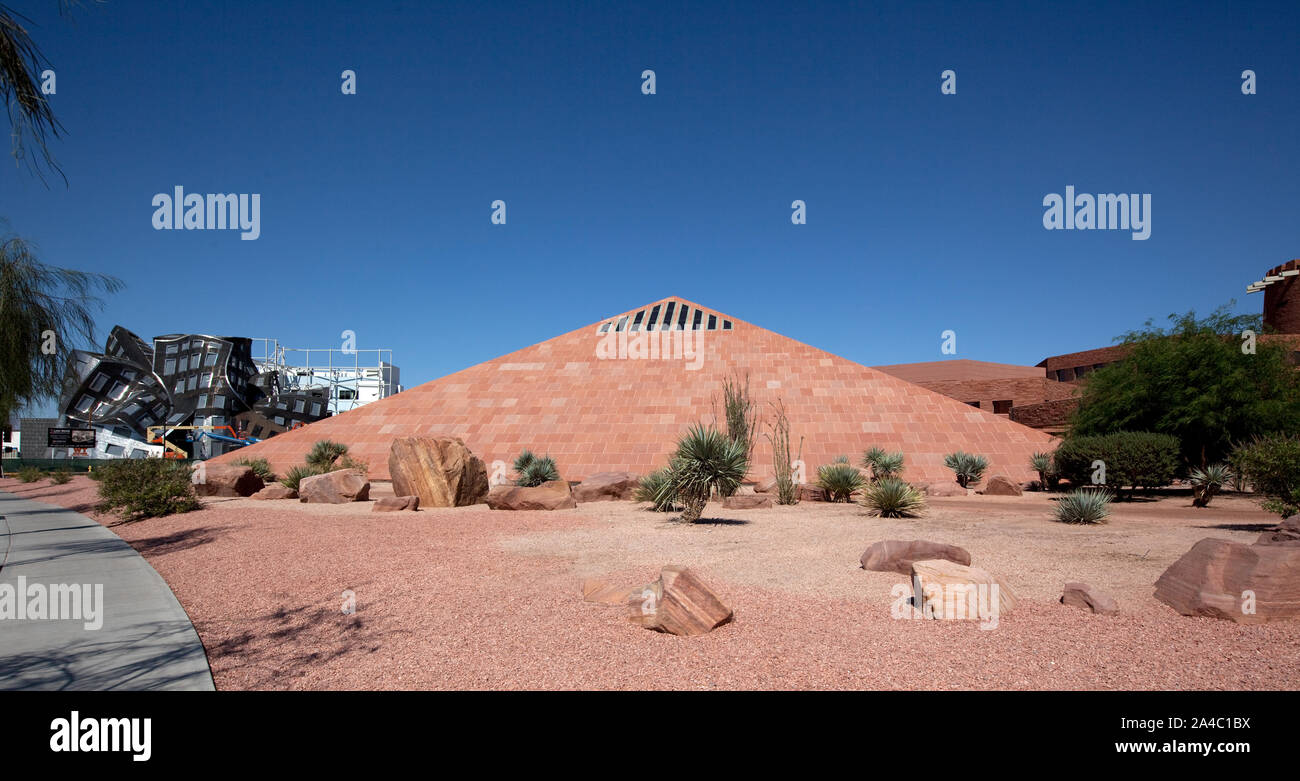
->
[1053,488,1111,524]
[1189,462,1233,508]
[817,462,866,503]
[943,451,988,488]
[513,450,560,487]
[635,467,678,511]
[306,439,349,470]
[655,424,749,523]
[1029,451,1056,491]
[859,477,926,518]
[280,465,324,491]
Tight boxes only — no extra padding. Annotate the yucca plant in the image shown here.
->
[234,456,276,483]
[872,451,904,480]
[943,451,988,488]
[655,424,749,522]
[1053,488,1111,524]
[859,477,926,518]
[635,467,678,511]
[1189,462,1233,508]
[817,462,866,503]
[514,451,560,487]
[861,446,887,473]
[305,439,349,470]
[1029,451,1055,491]
[280,465,324,492]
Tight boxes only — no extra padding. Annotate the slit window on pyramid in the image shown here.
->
[661,301,676,329]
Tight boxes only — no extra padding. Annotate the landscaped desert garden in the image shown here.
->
[3,473,1294,691]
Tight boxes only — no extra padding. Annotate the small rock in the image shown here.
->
[797,483,827,502]
[572,471,640,503]
[250,485,297,500]
[1060,581,1119,615]
[753,475,779,494]
[910,559,1018,619]
[627,566,733,636]
[921,481,966,497]
[299,469,370,504]
[582,579,636,605]
[723,494,772,510]
[372,495,419,512]
[193,463,264,497]
[981,475,1023,496]
[486,480,577,511]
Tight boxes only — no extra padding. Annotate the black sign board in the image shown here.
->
[47,428,96,448]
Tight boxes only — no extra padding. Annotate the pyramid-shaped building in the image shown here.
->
[212,297,1055,485]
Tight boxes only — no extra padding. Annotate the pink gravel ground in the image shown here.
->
[3,475,1297,690]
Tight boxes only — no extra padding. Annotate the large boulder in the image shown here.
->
[860,539,972,574]
[486,480,577,511]
[299,469,370,504]
[1060,581,1119,615]
[797,484,827,502]
[192,463,264,497]
[627,566,733,636]
[387,436,489,508]
[372,495,419,512]
[250,484,297,500]
[723,494,772,510]
[910,559,1018,619]
[572,471,640,503]
[981,475,1023,496]
[1154,537,1300,624]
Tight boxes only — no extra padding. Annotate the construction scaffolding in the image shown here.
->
[249,339,402,417]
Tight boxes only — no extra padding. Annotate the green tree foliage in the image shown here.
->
[1070,304,1300,467]
[1233,434,1300,519]
[1052,432,1179,499]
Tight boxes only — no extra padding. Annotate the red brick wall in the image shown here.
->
[911,377,1077,415]
[1264,260,1300,335]
[1010,397,1078,431]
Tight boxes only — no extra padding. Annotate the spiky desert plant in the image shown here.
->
[280,465,324,492]
[1029,451,1055,491]
[943,451,988,488]
[1189,462,1233,508]
[634,467,677,511]
[872,451,904,480]
[859,477,926,518]
[513,449,538,473]
[861,446,887,474]
[817,462,866,503]
[234,456,276,483]
[1053,488,1111,524]
[765,399,803,505]
[515,453,560,487]
[305,439,349,470]
[655,424,749,523]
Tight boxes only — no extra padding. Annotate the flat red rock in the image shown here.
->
[1154,537,1300,624]
[860,539,971,574]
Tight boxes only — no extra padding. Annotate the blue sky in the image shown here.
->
[3,0,1298,410]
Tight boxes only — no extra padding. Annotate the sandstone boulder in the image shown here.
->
[572,471,640,503]
[860,539,972,574]
[1060,581,1119,615]
[250,484,297,500]
[981,475,1022,496]
[921,481,966,497]
[798,484,827,502]
[910,559,1017,619]
[486,480,577,511]
[627,566,733,636]
[193,463,264,497]
[299,469,370,504]
[1154,537,1300,624]
[753,475,779,494]
[387,436,489,508]
[372,495,419,512]
[723,494,772,510]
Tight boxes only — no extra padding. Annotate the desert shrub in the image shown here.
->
[339,454,369,476]
[765,400,802,505]
[95,459,201,521]
[817,462,865,503]
[873,451,904,480]
[1052,432,1179,499]
[1029,451,1056,491]
[234,456,276,482]
[513,450,560,487]
[859,477,926,518]
[1233,434,1300,519]
[1189,462,1233,508]
[305,439,349,470]
[1053,488,1111,524]
[50,471,71,485]
[943,451,988,488]
[280,464,325,491]
[16,466,43,482]
[656,424,749,522]
[635,467,677,511]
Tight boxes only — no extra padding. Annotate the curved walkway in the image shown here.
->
[0,490,214,690]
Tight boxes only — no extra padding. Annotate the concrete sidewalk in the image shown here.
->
[0,491,214,690]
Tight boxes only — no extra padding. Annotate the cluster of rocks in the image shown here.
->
[583,566,734,636]
[1154,518,1300,624]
